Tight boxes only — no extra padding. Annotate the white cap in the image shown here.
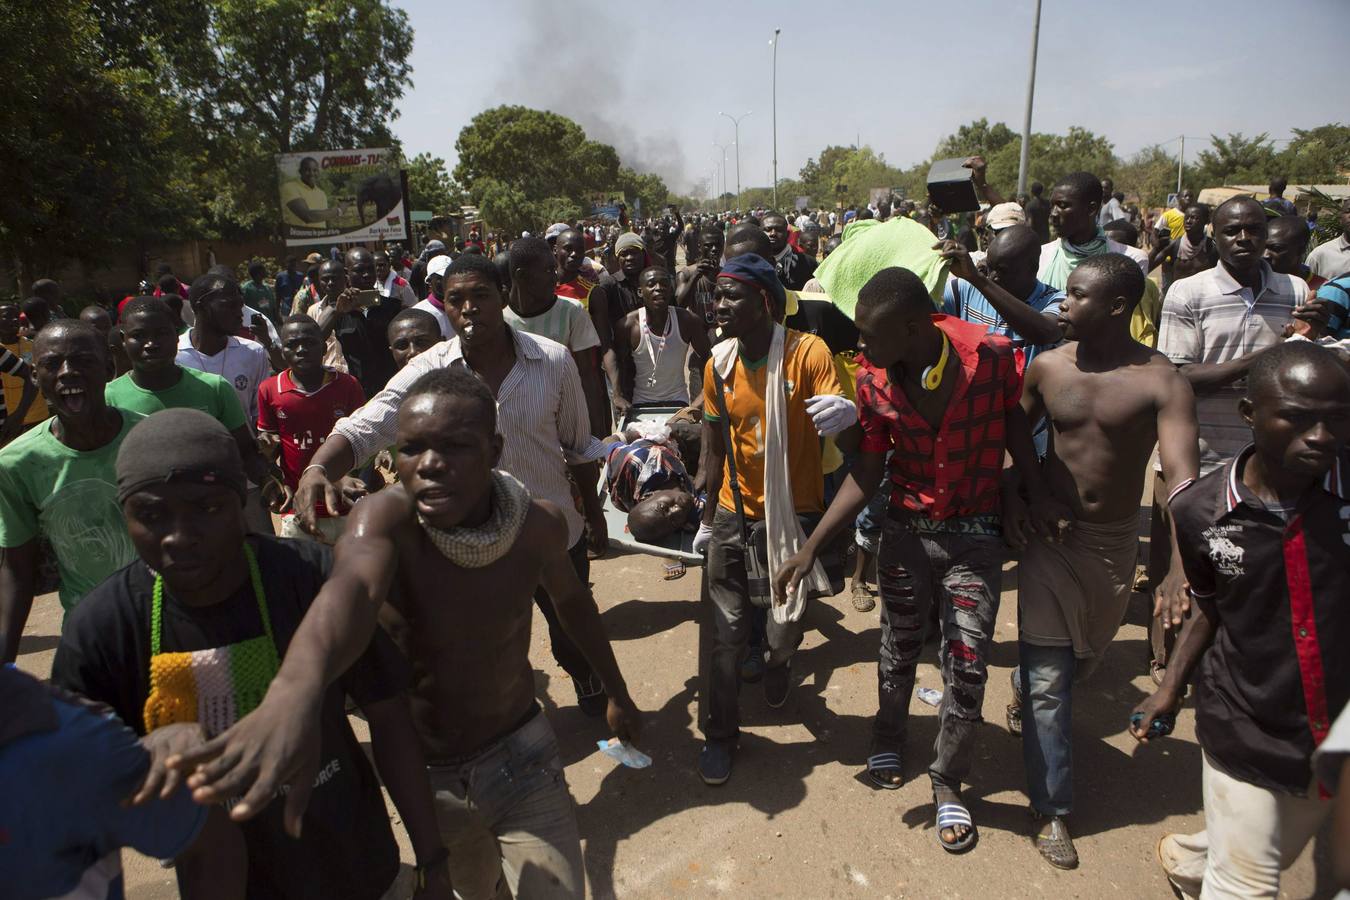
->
[427,255,452,279]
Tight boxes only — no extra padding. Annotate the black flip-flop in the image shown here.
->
[935,794,978,853]
[865,752,903,789]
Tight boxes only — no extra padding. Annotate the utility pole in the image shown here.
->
[1176,134,1186,195]
[719,111,752,210]
[1016,0,1042,197]
[771,28,781,210]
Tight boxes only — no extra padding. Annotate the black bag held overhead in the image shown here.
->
[709,363,774,610]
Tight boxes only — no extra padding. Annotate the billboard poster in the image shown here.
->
[277,148,408,247]
[589,193,625,221]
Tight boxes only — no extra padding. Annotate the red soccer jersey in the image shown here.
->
[257,369,365,512]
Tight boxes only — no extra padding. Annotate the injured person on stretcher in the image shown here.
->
[601,406,705,546]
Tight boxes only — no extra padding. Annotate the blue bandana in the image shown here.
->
[718,253,785,316]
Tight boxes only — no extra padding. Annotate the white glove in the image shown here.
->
[805,394,857,436]
[692,522,714,554]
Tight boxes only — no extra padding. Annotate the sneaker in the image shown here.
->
[1157,833,1202,899]
[698,741,733,785]
[764,660,792,708]
[574,674,608,718]
[740,645,766,683]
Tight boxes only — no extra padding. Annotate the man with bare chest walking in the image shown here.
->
[173,366,642,899]
[1004,254,1200,868]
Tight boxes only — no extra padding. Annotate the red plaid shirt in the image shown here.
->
[856,315,1022,521]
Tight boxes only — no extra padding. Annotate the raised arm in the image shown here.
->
[173,493,405,832]
[939,241,1062,346]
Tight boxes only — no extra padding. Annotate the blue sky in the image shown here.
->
[393,0,1348,194]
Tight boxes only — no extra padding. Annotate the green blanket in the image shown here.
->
[815,218,950,319]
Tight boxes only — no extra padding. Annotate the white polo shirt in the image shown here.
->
[1158,261,1307,472]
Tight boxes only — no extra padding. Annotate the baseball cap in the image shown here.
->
[426,255,453,279]
[304,252,323,264]
[985,202,1026,231]
[545,222,570,241]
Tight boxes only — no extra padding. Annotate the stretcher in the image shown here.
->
[598,404,704,566]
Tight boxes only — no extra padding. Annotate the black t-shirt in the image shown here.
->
[1172,449,1350,795]
[774,249,817,292]
[786,299,859,356]
[333,311,395,397]
[52,535,405,900]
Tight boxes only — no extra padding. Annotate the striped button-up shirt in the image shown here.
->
[1159,261,1306,473]
[332,327,606,545]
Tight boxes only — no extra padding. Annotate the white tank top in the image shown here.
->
[632,307,689,405]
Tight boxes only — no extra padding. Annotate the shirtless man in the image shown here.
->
[612,267,711,420]
[173,367,642,899]
[1003,254,1199,869]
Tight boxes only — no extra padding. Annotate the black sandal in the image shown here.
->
[865,752,903,789]
[934,791,978,853]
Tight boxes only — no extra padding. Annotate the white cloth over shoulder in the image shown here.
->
[714,325,830,623]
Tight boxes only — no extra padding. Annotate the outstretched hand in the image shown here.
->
[130,722,208,806]
[294,467,342,536]
[168,690,323,836]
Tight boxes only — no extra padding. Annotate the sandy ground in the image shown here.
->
[14,531,1331,899]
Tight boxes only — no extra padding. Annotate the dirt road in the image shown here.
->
[14,547,1327,899]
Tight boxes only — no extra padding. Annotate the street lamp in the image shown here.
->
[713,141,733,204]
[719,110,751,210]
[1015,1,1041,197]
[771,27,781,211]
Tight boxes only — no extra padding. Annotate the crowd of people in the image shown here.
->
[2,159,1350,900]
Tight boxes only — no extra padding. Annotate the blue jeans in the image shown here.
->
[1018,642,1076,816]
[427,711,583,899]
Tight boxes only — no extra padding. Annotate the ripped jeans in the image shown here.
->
[872,509,1004,790]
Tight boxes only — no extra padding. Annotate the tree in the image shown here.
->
[933,118,1019,161]
[1274,124,1350,184]
[0,0,199,288]
[617,168,671,217]
[1116,145,1189,208]
[1191,132,1277,187]
[403,153,462,215]
[797,145,906,209]
[1,0,418,289]
[982,127,1116,197]
[453,106,670,234]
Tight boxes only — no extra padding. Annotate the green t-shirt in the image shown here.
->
[104,367,247,432]
[0,410,143,611]
[242,280,278,322]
